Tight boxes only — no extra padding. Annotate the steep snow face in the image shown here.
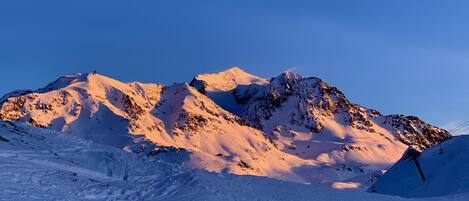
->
[372,135,469,198]
[2,121,465,201]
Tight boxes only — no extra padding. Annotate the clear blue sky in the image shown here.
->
[1,0,468,129]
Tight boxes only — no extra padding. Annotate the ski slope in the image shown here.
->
[0,121,467,201]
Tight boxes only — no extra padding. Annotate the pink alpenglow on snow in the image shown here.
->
[0,67,450,190]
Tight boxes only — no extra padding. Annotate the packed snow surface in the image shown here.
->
[0,121,467,201]
[373,135,469,198]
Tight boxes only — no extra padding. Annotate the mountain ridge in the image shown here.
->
[0,67,451,188]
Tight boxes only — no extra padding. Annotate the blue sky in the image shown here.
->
[0,0,468,130]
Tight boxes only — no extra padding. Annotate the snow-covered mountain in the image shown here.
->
[0,72,308,182]
[372,135,469,198]
[1,72,164,147]
[0,67,451,188]
[191,67,451,187]
[192,68,450,151]
[2,120,465,201]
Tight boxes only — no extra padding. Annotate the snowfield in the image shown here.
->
[0,121,467,201]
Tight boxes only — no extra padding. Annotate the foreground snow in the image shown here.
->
[373,135,469,198]
[0,121,466,201]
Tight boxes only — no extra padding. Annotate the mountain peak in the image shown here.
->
[190,67,268,93]
[222,66,244,73]
[280,71,304,79]
[36,71,118,93]
[36,72,89,92]
[1,71,99,104]
[272,71,301,82]
[268,71,319,95]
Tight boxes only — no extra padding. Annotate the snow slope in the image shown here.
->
[372,135,469,198]
[0,121,466,201]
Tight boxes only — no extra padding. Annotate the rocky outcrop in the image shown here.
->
[381,115,451,151]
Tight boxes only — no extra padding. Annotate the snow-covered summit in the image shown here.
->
[37,72,91,92]
[269,71,309,87]
[190,67,268,93]
[0,72,93,103]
